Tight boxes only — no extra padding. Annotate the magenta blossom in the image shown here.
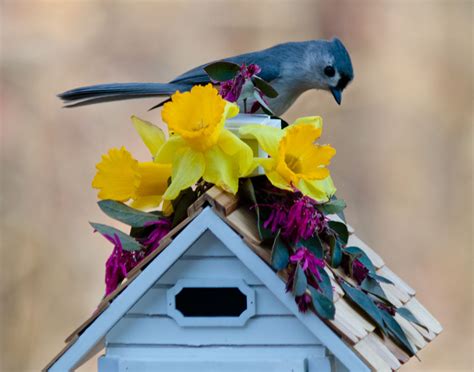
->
[295,292,313,313]
[139,218,172,253]
[219,63,261,103]
[290,247,325,281]
[103,234,142,296]
[352,259,369,285]
[263,192,327,242]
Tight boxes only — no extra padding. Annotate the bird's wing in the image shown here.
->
[169,50,282,85]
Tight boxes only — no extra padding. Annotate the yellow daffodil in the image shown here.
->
[156,84,255,200]
[92,116,173,210]
[239,116,337,202]
[92,147,172,210]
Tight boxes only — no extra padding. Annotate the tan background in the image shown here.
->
[1,0,472,371]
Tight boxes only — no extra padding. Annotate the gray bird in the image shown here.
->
[58,38,353,116]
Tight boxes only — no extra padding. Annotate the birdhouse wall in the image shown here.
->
[101,229,333,371]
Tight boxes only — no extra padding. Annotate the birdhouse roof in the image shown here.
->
[44,187,441,371]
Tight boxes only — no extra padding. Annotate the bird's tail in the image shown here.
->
[57,82,190,107]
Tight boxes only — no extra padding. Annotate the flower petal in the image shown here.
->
[291,116,323,130]
[298,176,336,203]
[217,129,255,176]
[203,146,240,194]
[136,162,171,197]
[154,134,186,164]
[163,148,205,200]
[266,169,293,191]
[238,124,282,158]
[92,147,140,201]
[131,116,166,157]
[131,196,163,210]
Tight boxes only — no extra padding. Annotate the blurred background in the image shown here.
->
[1,0,472,371]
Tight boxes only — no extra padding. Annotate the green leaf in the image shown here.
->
[251,76,279,98]
[270,230,290,270]
[98,200,161,227]
[299,235,324,259]
[344,246,376,274]
[329,236,343,268]
[328,221,349,245]
[381,310,416,356]
[293,264,307,296]
[240,178,271,240]
[361,276,390,303]
[253,91,274,115]
[204,61,240,82]
[309,287,335,320]
[340,281,386,333]
[171,187,197,228]
[370,273,394,284]
[397,307,429,332]
[316,267,333,302]
[317,199,347,215]
[90,222,143,252]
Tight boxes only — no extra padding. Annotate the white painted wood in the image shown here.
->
[106,345,327,359]
[166,278,256,327]
[159,257,262,285]
[99,356,308,372]
[49,210,214,371]
[97,355,118,372]
[204,210,370,372]
[49,208,368,372]
[107,316,320,346]
[183,229,234,257]
[129,286,291,316]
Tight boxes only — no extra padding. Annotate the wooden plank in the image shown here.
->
[333,302,368,340]
[376,266,415,296]
[225,207,261,246]
[412,323,436,341]
[328,318,360,345]
[354,336,392,372]
[379,283,403,308]
[363,333,401,370]
[128,286,292,316]
[106,345,327,359]
[379,281,411,305]
[116,358,309,372]
[347,234,384,269]
[158,257,262,285]
[107,316,321,346]
[381,336,411,364]
[337,299,375,333]
[394,314,427,350]
[404,297,442,334]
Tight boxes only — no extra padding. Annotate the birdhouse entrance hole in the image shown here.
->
[175,287,247,317]
[167,279,256,326]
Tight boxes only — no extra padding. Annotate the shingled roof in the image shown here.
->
[44,187,442,371]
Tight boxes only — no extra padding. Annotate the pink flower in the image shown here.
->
[139,218,172,252]
[104,234,142,296]
[352,259,369,285]
[296,292,313,312]
[219,63,261,103]
[290,247,325,281]
[263,191,327,242]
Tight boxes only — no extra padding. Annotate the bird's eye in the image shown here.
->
[324,66,336,77]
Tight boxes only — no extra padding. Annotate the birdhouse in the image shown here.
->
[44,188,442,371]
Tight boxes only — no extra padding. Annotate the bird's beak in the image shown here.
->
[330,87,342,105]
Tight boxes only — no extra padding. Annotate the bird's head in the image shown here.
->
[306,38,354,105]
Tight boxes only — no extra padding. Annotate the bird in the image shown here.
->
[58,38,353,116]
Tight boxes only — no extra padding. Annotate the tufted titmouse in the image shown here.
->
[58,38,353,116]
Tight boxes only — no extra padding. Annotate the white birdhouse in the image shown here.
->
[44,188,442,372]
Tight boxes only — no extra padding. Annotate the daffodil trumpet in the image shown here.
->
[239,116,336,202]
[155,84,256,200]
